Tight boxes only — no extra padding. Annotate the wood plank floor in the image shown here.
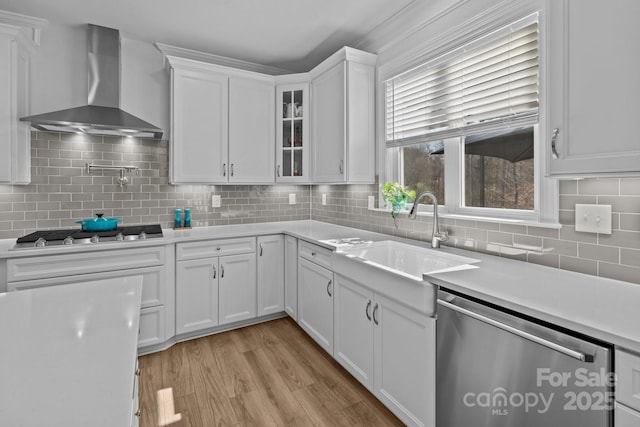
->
[139,317,404,427]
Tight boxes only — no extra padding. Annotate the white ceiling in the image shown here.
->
[0,0,416,72]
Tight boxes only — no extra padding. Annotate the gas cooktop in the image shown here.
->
[11,224,163,250]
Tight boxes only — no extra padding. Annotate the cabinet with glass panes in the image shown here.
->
[276,83,309,182]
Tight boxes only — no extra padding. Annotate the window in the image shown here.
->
[464,126,534,210]
[384,13,554,223]
[401,141,445,204]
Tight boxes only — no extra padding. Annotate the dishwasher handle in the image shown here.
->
[437,299,594,363]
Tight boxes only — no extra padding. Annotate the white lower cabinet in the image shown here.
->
[298,257,334,354]
[615,348,640,426]
[334,274,374,388]
[257,235,284,316]
[138,306,166,348]
[176,238,257,334]
[176,257,219,334]
[374,293,434,427]
[131,360,141,427]
[284,235,298,320]
[616,402,640,426]
[218,253,257,325]
[6,247,169,349]
[334,274,435,427]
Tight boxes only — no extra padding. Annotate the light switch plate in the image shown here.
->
[212,195,221,208]
[289,193,296,205]
[322,194,327,206]
[575,204,612,234]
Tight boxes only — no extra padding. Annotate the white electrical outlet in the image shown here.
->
[368,195,375,210]
[575,204,612,234]
[212,195,221,208]
[322,194,327,205]
[289,193,296,205]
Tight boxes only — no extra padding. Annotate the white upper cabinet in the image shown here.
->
[163,45,377,185]
[229,76,275,183]
[170,63,228,184]
[166,56,275,184]
[310,48,377,184]
[0,14,43,185]
[275,80,310,183]
[547,0,640,176]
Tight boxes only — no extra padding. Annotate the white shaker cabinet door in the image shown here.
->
[218,253,257,325]
[334,274,375,391]
[284,235,298,320]
[616,403,640,427]
[0,26,31,185]
[170,67,228,184]
[176,257,219,334]
[311,61,346,183]
[298,257,334,354]
[257,235,285,316]
[373,293,435,427]
[228,76,275,183]
[547,0,640,176]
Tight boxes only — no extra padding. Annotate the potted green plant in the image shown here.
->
[381,182,416,220]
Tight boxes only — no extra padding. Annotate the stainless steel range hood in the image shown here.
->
[21,24,163,139]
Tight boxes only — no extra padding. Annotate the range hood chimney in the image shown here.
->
[21,24,163,139]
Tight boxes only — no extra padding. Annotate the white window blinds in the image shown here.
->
[386,14,539,147]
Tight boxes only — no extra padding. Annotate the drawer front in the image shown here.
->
[7,266,165,308]
[616,402,640,427]
[7,246,165,282]
[617,349,640,412]
[298,240,332,269]
[176,237,256,261]
[138,305,166,348]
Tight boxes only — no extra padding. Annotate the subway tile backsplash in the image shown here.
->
[0,131,309,239]
[0,130,639,285]
[310,178,640,285]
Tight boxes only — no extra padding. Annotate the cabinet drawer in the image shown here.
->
[299,240,333,269]
[617,349,640,412]
[616,402,640,427]
[7,246,165,282]
[176,237,256,261]
[138,305,165,348]
[7,266,165,308]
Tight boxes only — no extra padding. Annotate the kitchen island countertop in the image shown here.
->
[0,277,143,426]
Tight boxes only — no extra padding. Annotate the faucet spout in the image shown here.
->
[408,191,448,248]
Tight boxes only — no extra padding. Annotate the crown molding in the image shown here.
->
[0,10,47,46]
[156,42,292,76]
[354,0,469,55]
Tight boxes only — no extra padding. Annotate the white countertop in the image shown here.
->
[0,277,143,427]
[1,220,639,354]
[0,220,356,258]
[423,250,640,354]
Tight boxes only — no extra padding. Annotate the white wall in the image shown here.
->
[28,21,169,133]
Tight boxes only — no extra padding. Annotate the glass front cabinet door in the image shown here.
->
[276,84,309,183]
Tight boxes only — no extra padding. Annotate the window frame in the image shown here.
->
[378,1,558,225]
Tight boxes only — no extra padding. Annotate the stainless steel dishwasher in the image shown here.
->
[436,289,613,427]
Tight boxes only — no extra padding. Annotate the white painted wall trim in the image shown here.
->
[156,42,291,76]
[0,10,46,47]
